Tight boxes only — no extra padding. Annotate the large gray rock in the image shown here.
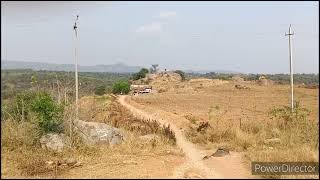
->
[40,133,70,152]
[74,120,124,146]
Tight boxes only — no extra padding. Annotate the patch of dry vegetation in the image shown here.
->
[2,95,182,178]
[79,95,176,145]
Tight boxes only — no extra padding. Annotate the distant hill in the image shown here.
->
[1,60,143,73]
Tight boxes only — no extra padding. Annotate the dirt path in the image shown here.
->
[118,95,253,179]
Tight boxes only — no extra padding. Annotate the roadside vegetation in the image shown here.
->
[112,81,130,95]
[1,69,181,178]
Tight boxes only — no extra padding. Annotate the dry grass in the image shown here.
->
[78,95,176,145]
[130,80,319,178]
[1,119,99,178]
[56,133,184,179]
[1,94,182,178]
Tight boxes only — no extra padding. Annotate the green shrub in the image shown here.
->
[268,101,318,148]
[132,68,149,80]
[112,81,130,94]
[94,85,106,96]
[30,92,64,134]
[269,101,310,129]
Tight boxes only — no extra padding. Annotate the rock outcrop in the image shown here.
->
[40,133,71,152]
[74,120,124,146]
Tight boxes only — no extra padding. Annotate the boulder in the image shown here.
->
[74,120,124,146]
[211,147,230,157]
[65,158,77,166]
[40,133,71,152]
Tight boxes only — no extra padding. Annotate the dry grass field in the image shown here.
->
[129,79,319,178]
[131,82,318,124]
[1,76,318,178]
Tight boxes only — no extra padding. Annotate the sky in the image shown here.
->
[1,1,319,74]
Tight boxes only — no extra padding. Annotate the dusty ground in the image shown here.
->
[124,80,319,178]
[57,149,185,179]
[119,95,256,179]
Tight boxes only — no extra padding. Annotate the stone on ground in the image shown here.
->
[74,120,124,146]
[40,133,71,152]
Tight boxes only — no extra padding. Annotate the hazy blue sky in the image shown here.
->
[1,1,319,73]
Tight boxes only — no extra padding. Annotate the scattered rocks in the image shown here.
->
[235,84,250,90]
[202,155,210,160]
[211,147,230,157]
[45,158,82,169]
[40,133,71,152]
[74,120,124,146]
[203,147,230,159]
[264,138,281,145]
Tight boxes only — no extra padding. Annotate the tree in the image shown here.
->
[132,68,149,80]
[174,70,186,81]
[94,85,106,96]
[31,91,64,134]
[150,64,159,73]
[112,81,130,94]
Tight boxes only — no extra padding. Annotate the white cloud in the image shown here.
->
[136,22,162,33]
[159,11,177,18]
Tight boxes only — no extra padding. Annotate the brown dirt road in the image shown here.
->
[118,95,255,179]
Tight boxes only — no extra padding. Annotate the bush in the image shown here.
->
[94,85,106,96]
[268,101,318,148]
[112,81,130,94]
[10,91,37,122]
[174,70,186,81]
[132,68,149,80]
[30,92,64,134]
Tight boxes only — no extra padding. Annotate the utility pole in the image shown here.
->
[72,15,79,140]
[285,24,294,112]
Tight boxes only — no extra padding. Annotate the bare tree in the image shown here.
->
[151,64,159,73]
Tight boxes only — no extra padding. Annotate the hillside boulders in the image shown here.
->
[74,120,124,146]
[40,133,71,152]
